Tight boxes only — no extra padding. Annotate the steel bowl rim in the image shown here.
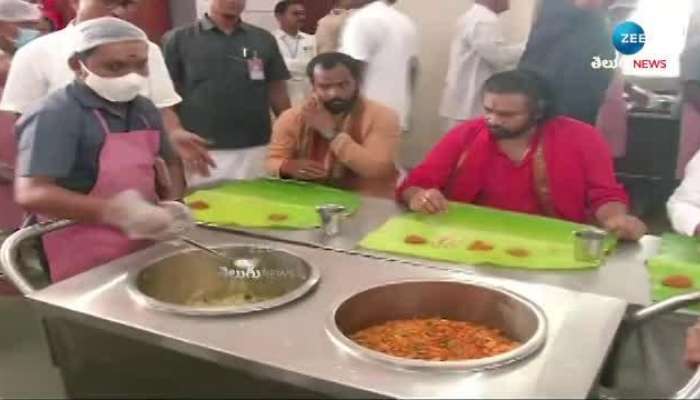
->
[325,278,548,371]
[126,244,321,316]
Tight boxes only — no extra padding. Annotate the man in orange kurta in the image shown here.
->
[266,52,400,197]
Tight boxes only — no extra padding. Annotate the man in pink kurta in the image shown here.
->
[397,70,647,241]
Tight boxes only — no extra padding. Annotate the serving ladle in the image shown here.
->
[181,237,259,270]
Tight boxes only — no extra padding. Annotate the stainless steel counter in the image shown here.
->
[27,228,627,399]
[206,195,657,306]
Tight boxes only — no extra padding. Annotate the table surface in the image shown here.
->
[203,195,658,306]
[28,229,627,399]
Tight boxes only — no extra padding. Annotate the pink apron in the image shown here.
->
[41,109,160,282]
[676,103,700,179]
[596,70,628,158]
[0,88,24,232]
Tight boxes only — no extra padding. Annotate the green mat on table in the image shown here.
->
[359,202,615,270]
[185,179,360,229]
[647,234,700,309]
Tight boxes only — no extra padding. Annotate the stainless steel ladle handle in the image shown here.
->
[675,368,700,399]
[0,220,75,295]
[628,292,700,325]
[180,237,234,266]
[623,292,700,399]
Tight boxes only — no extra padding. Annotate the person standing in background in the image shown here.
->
[315,0,353,54]
[0,0,215,179]
[676,10,700,179]
[163,0,291,186]
[668,12,700,235]
[595,0,637,159]
[0,0,42,54]
[668,148,700,237]
[519,0,615,125]
[274,0,315,106]
[39,0,74,31]
[439,0,524,132]
[340,0,418,133]
[0,0,44,234]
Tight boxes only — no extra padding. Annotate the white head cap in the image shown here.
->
[74,17,148,54]
[0,0,41,22]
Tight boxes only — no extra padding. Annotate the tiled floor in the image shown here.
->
[0,297,65,399]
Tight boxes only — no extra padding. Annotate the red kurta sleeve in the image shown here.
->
[579,125,629,212]
[41,0,73,31]
[396,122,477,200]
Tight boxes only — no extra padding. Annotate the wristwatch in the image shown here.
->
[319,127,339,141]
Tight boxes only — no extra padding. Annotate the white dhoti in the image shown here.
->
[186,146,268,189]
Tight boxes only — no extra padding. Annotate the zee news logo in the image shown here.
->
[591,21,667,70]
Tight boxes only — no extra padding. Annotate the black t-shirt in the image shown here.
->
[163,17,291,149]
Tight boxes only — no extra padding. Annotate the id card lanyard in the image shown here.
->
[243,47,265,81]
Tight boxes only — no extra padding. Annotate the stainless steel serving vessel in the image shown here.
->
[328,280,547,371]
[1,219,699,398]
[1,224,628,398]
[127,245,320,316]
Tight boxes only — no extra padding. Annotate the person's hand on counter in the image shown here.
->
[0,161,13,184]
[280,159,328,181]
[601,213,648,241]
[685,320,700,369]
[102,190,193,241]
[406,188,449,214]
[596,202,647,241]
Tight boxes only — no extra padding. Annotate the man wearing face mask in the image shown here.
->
[0,0,215,179]
[0,0,42,52]
[13,17,190,283]
[397,70,647,241]
[266,52,400,197]
[0,0,43,237]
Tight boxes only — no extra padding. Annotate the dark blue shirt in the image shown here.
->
[16,81,174,194]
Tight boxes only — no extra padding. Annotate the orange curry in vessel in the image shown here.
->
[351,318,520,361]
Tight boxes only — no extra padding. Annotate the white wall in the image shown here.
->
[395,0,538,166]
[195,0,278,31]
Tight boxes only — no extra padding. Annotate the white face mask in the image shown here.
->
[80,62,147,103]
